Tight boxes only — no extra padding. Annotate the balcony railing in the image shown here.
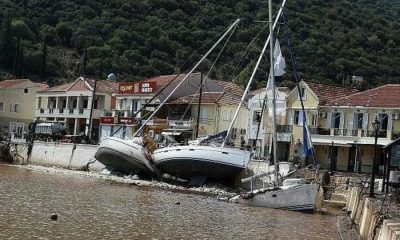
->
[40,108,44,114]
[276,125,292,133]
[69,108,74,114]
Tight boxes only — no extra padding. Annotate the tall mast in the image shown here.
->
[222,0,287,147]
[269,0,279,186]
[195,73,204,138]
[133,19,240,137]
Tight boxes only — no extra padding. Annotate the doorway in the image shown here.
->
[348,146,356,172]
[330,145,338,171]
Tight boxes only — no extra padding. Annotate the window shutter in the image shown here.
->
[339,112,345,130]
[362,113,368,129]
[348,113,354,133]
[326,112,332,128]
[388,113,393,131]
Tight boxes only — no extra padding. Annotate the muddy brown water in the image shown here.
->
[0,165,340,239]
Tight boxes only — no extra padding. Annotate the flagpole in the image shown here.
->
[268,0,279,187]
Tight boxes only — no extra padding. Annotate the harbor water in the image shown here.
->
[0,164,340,239]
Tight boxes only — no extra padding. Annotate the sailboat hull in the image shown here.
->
[95,137,156,176]
[153,145,251,180]
[248,184,320,212]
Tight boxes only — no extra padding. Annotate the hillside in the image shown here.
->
[0,0,399,89]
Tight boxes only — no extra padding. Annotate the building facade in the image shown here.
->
[35,77,118,141]
[0,79,48,140]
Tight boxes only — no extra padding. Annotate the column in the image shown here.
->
[74,118,79,135]
[65,96,69,111]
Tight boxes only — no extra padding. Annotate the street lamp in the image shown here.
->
[369,117,380,198]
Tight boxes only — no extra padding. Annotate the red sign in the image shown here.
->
[100,117,115,124]
[119,82,157,94]
[119,117,136,124]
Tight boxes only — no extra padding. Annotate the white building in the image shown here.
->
[35,77,118,141]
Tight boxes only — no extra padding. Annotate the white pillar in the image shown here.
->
[65,96,69,110]
[35,97,40,109]
[74,118,79,135]
[55,96,59,109]
[77,96,81,109]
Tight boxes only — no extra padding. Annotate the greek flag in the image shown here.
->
[302,111,315,157]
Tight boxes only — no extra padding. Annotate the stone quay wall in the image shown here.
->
[346,186,400,240]
[13,141,105,171]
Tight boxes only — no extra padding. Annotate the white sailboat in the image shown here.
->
[152,3,292,182]
[232,0,320,212]
[95,19,241,177]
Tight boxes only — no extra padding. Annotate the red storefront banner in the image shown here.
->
[119,82,157,94]
[119,117,136,124]
[100,117,116,124]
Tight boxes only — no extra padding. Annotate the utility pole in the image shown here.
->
[195,73,204,139]
[87,79,97,143]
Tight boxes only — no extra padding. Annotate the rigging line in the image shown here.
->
[230,24,269,79]
[111,73,183,137]
[180,22,240,118]
[222,0,288,147]
[203,22,239,105]
[133,19,241,137]
[180,26,228,71]
[282,11,316,166]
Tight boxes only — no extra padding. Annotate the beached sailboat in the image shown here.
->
[95,20,241,177]
[153,1,296,184]
[232,0,320,212]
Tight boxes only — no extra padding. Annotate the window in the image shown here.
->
[131,100,139,113]
[252,111,261,124]
[294,110,300,125]
[311,112,317,127]
[0,102,4,112]
[223,109,232,121]
[83,99,88,109]
[332,112,341,128]
[24,88,29,94]
[200,108,208,123]
[298,87,306,100]
[93,99,98,109]
[379,113,388,130]
[10,103,19,112]
[355,113,363,129]
[9,122,24,135]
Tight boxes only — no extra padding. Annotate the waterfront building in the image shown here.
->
[167,80,247,147]
[320,84,400,173]
[99,73,223,141]
[246,87,290,159]
[285,81,359,166]
[286,81,400,173]
[0,79,48,141]
[35,77,118,141]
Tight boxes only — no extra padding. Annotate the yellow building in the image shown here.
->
[285,81,359,166]
[0,79,48,140]
[319,84,400,173]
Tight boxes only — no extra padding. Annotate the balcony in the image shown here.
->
[277,125,292,133]
[169,119,194,128]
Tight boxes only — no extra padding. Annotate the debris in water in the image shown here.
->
[175,201,181,205]
[50,213,58,221]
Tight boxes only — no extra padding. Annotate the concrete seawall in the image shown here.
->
[345,184,400,240]
[15,141,105,171]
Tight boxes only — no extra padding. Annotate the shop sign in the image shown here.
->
[119,117,136,124]
[100,117,115,124]
[119,82,157,94]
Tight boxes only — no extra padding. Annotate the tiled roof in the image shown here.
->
[0,79,49,90]
[214,80,244,97]
[305,81,359,104]
[168,91,241,106]
[143,74,184,87]
[250,88,266,96]
[328,84,400,108]
[85,78,119,93]
[168,92,223,105]
[43,78,119,93]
